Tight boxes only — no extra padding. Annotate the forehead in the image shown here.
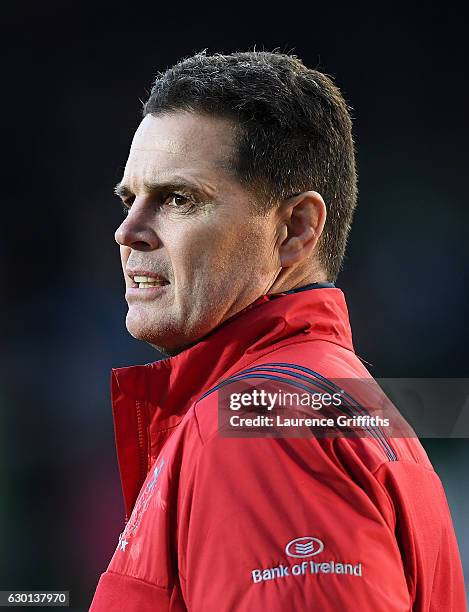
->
[122,112,238,190]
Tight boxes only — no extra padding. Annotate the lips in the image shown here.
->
[126,271,169,289]
[133,275,167,288]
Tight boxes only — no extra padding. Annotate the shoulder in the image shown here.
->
[191,337,433,476]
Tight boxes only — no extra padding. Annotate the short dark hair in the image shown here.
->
[143,50,357,281]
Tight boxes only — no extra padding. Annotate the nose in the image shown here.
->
[115,199,160,251]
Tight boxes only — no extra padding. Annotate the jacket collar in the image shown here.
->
[111,286,354,519]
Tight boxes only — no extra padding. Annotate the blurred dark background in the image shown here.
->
[1,2,468,609]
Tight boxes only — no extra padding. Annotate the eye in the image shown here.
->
[164,192,191,207]
[119,192,195,217]
[121,197,134,215]
[163,192,198,213]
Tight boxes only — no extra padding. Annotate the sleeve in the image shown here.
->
[177,435,412,612]
[375,461,466,612]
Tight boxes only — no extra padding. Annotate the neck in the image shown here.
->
[267,266,329,295]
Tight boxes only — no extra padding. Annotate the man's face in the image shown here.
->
[115,111,282,355]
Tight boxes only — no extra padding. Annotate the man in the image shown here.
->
[90,51,465,610]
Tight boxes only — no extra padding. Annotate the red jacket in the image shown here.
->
[90,287,466,611]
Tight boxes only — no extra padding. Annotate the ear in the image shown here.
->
[277,191,327,267]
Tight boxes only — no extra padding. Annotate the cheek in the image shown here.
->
[167,216,270,283]
[168,224,221,268]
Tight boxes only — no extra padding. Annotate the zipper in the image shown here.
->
[135,399,148,482]
[123,399,148,526]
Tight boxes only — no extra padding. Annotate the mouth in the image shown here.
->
[132,275,169,289]
[127,272,170,289]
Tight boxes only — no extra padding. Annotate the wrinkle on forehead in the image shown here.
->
[124,112,239,188]
[131,112,237,159]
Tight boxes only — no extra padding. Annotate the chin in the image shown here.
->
[125,312,187,356]
[126,319,161,345]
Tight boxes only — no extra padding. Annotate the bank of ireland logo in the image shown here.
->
[252,535,363,583]
[285,536,324,558]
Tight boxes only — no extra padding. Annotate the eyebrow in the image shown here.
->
[114,178,215,200]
